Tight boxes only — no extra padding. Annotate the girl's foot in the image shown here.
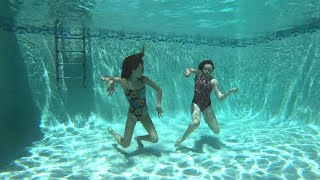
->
[108,127,114,135]
[134,137,144,149]
[108,127,122,143]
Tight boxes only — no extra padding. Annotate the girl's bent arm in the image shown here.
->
[185,68,201,77]
[144,76,162,106]
[144,76,163,117]
[211,79,238,100]
[188,68,201,74]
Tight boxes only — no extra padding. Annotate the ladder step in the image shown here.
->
[57,36,83,40]
[57,50,84,53]
[58,76,85,79]
[57,62,84,65]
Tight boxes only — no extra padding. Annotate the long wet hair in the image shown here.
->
[197,59,215,71]
[121,48,144,79]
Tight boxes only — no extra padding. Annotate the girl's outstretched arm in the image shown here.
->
[143,76,163,118]
[101,75,126,95]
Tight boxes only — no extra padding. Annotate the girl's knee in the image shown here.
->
[151,134,159,143]
[212,127,220,134]
[192,120,200,127]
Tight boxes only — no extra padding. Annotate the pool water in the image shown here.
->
[0,0,319,179]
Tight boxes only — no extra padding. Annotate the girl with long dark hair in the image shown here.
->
[101,47,163,148]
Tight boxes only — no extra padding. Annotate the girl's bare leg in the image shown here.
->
[134,113,158,148]
[202,106,220,134]
[108,112,137,148]
[175,103,201,146]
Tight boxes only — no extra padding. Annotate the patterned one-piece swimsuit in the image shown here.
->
[126,86,148,118]
[192,75,213,112]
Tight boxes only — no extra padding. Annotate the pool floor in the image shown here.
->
[1,114,319,179]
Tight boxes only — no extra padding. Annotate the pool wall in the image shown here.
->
[0,0,43,167]
[7,29,319,129]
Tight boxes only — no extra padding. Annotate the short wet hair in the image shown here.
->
[197,60,215,71]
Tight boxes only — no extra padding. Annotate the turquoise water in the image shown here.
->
[0,0,320,179]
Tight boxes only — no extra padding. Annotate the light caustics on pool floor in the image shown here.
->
[0,114,319,179]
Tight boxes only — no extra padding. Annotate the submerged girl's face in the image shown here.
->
[202,64,213,75]
[131,63,144,78]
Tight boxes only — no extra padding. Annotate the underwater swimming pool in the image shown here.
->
[0,0,319,179]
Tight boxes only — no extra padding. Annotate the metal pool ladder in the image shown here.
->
[54,20,87,88]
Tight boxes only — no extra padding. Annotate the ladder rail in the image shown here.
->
[54,20,60,88]
[82,26,86,87]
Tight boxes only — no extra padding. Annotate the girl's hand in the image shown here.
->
[230,88,238,93]
[185,68,191,77]
[107,80,115,96]
[101,76,115,95]
[156,105,163,118]
[101,76,110,81]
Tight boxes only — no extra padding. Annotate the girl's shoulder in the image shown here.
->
[210,78,218,85]
[141,75,149,82]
